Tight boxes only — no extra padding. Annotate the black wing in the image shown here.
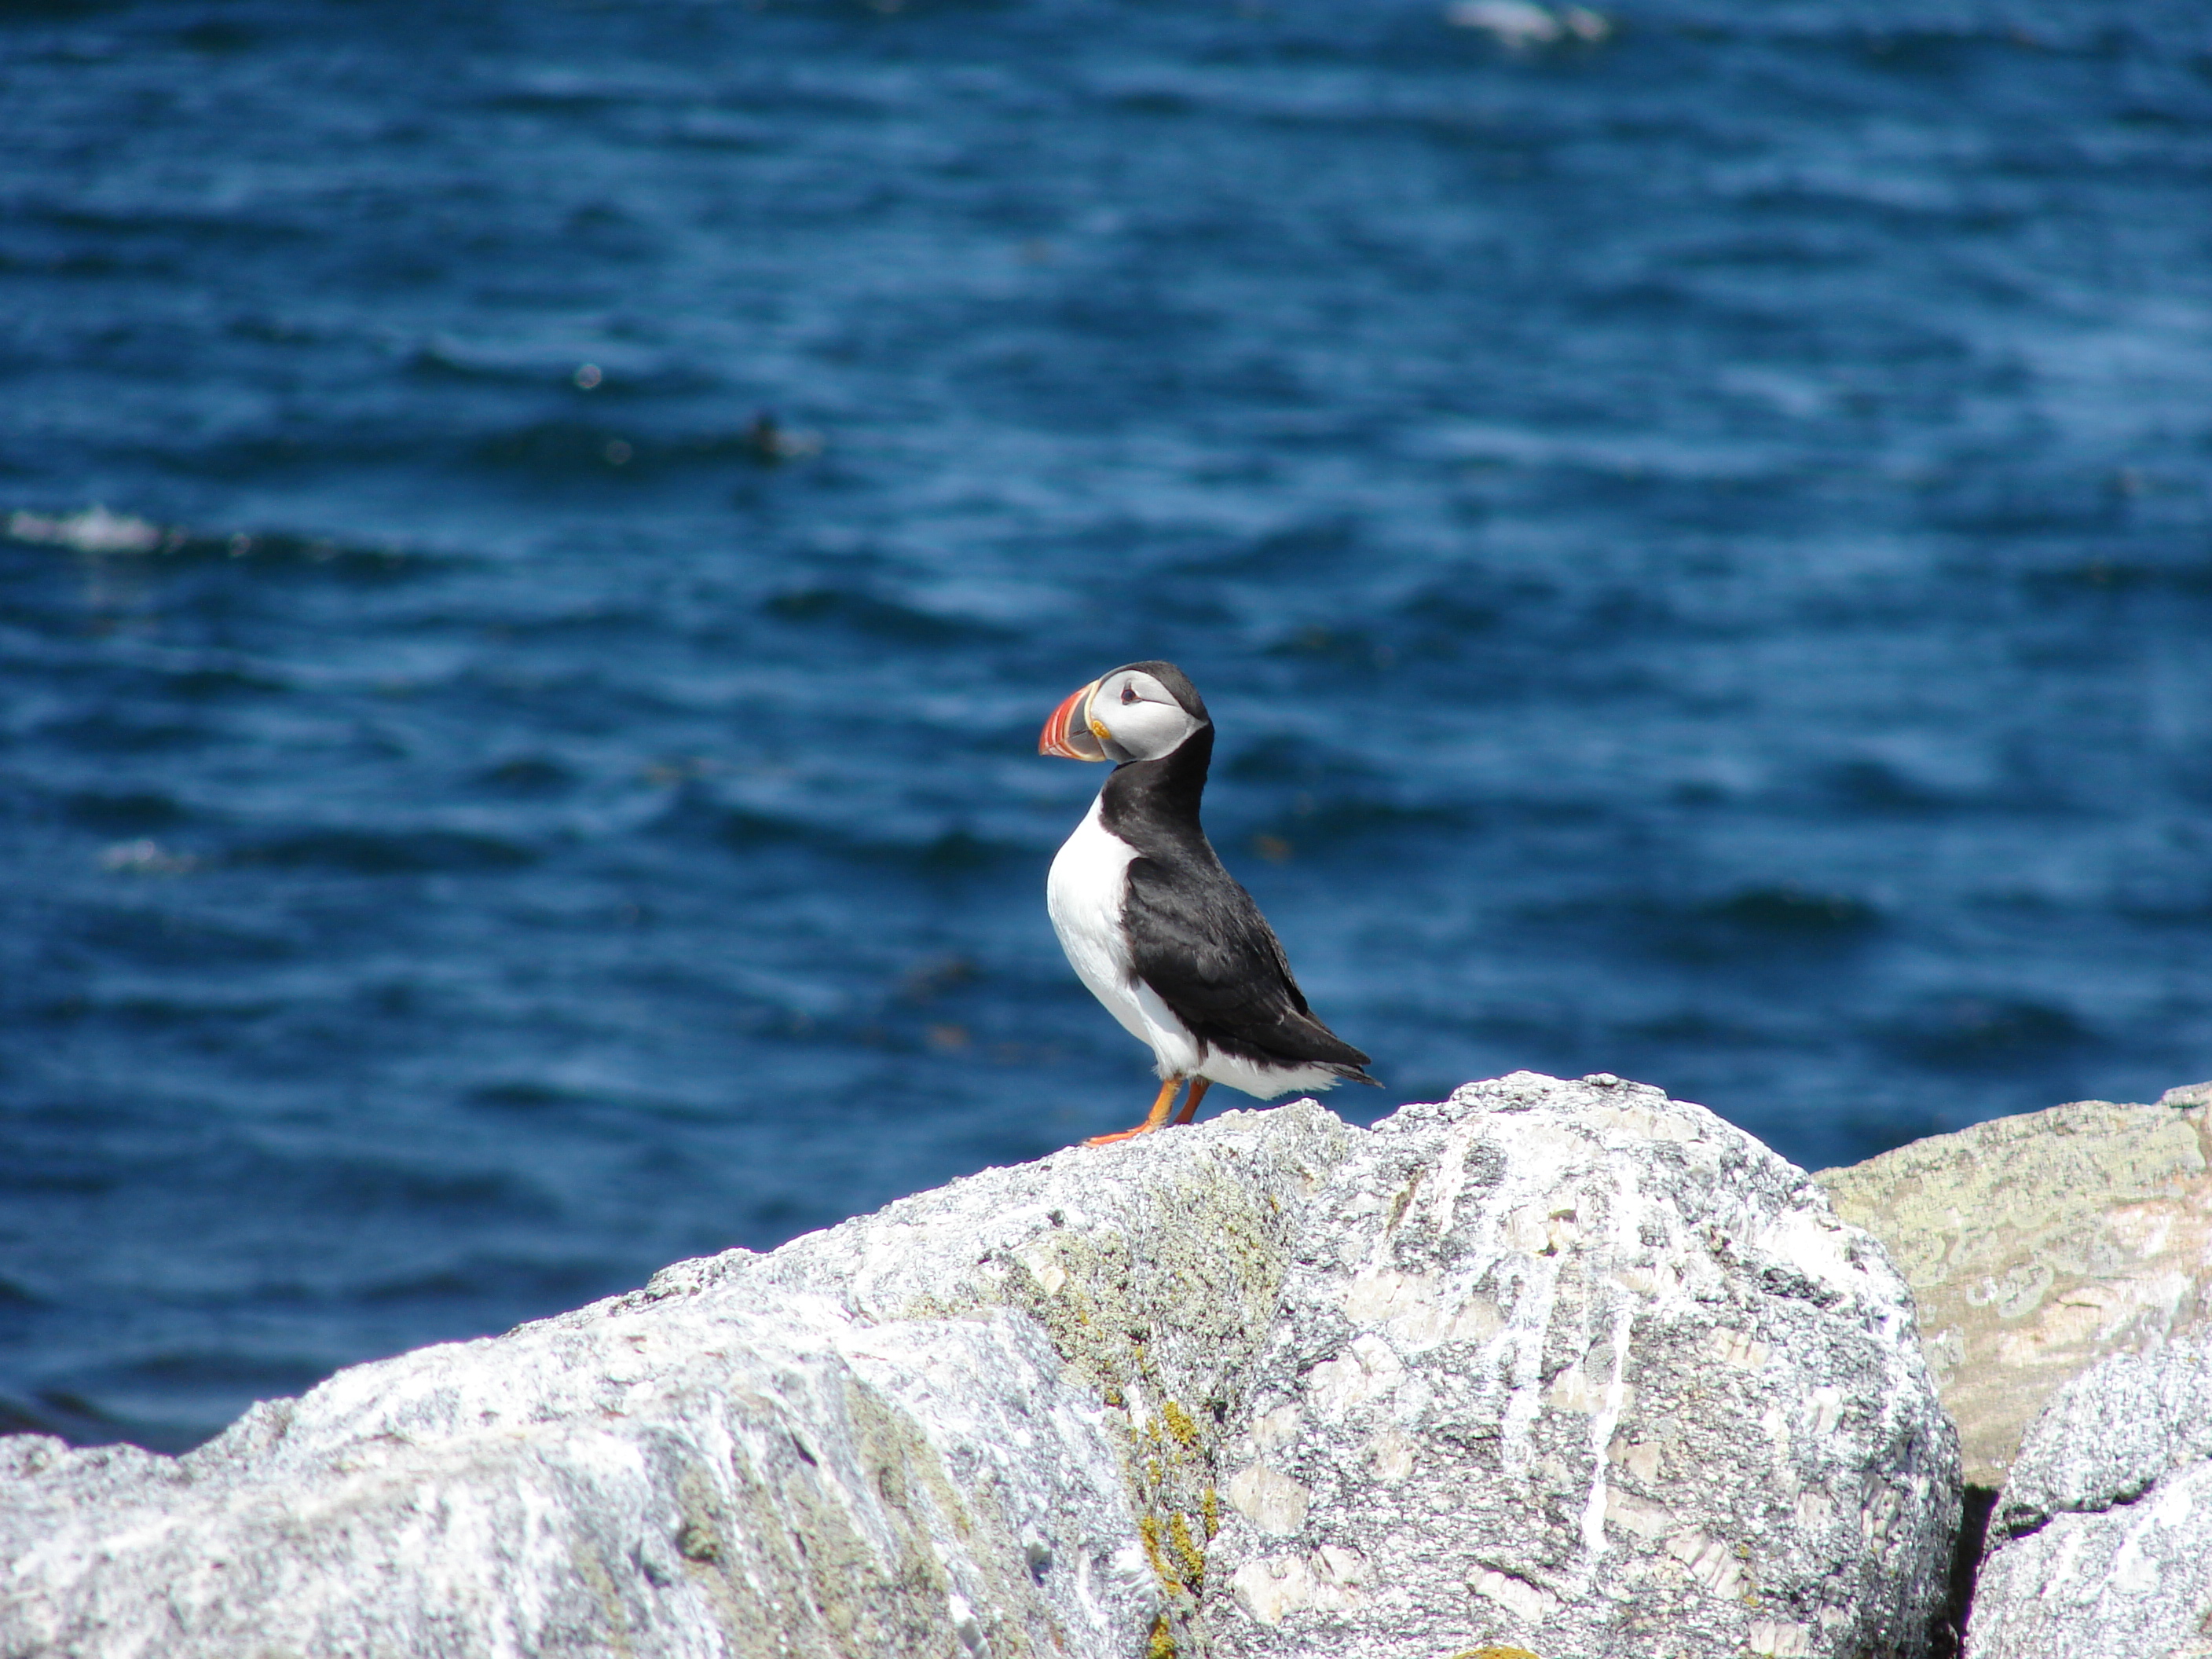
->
[1122,857,1373,1076]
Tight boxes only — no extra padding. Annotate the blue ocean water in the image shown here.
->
[3,0,2210,1452]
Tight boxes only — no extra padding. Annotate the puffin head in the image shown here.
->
[1038,661,1210,764]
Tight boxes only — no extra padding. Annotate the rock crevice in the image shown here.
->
[1963,1341,2212,1659]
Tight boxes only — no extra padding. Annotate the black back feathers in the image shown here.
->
[1099,709,1374,1082]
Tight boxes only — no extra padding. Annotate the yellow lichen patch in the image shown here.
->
[1161,1399,1201,1449]
[1169,1512,1206,1586]
[1445,1648,1544,1659]
[1148,1614,1177,1659]
[1201,1487,1221,1540]
[1137,1515,1182,1595]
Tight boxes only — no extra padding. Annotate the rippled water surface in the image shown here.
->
[5,0,2210,1448]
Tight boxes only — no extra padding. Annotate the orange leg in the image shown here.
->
[1170,1077,1210,1126]
[1086,1076,1186,1146]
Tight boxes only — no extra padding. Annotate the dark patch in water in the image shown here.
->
[762,586,1002,643]
[235,828,537,874]
[1887,998,2100,1071]
[475,755,577,796]
[467,1079,581,1111]
[62,789,189,833]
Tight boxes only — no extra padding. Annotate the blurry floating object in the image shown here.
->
[744,411,823,463]
[9,511,401,572]
[573,362,602,389]
[603,438,633,466]
[639,755,718,786]
[899,954,976,1003]
[1448,0,1558,44]
[7,505,167,555]
[99,839,200,875]
[1445,0,1610,46]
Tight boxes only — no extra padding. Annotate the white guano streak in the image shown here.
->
[1575,1183,1641,1584]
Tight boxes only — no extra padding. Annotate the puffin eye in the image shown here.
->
[1120,684,1137,705]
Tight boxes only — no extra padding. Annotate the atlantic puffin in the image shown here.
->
[1038,661,1376,1144]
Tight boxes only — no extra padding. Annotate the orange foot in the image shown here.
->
[1086,1076,1189,1146]
[1170,1077,1210,1126]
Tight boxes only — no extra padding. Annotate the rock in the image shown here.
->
[1992,1340,2212,1540]
[1202,1072,1959,1659]
[2,1309,1137,1659]
[0,1078,1957,1659]
[1817,1084,2212,1488]
[1965,1340,2212,1658]
[0,1098,1351,1659]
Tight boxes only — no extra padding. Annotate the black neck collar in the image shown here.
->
[1098,723,1215,855]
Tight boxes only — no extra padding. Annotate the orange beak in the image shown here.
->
[1038,679,1108,760]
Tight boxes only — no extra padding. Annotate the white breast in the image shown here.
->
[1046,793,1201,1079]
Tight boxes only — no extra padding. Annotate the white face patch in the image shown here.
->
[1086,668,1201,762]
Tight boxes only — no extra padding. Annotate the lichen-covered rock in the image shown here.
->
[0,1080,1956,1659]
[1,1302,1138,1659]
[1818,1083,2212,1487]
[1966,1341,2212,1659]
[1203,1073,1960,1659]
[652,1093,1356,1654]
[0,1099,1350,1659]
